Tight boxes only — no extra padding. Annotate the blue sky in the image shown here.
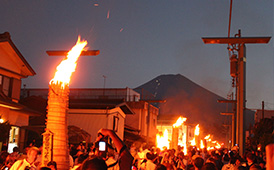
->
[1,0,273,109]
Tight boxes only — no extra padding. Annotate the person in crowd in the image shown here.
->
[0,151,10,170]
[71,154,88,170]
[145,152,157,170]
[7,147,20,168]
[34,146,43,168]
[249,164,262,170]
[233,156,245,170]
[201,162,217,170]
[69,144,78,161]
[138,144,150,170]
[246,152,257,169]
[105,150,119,170]
[221,155,236,170]
[86,143,94,157]
[68,148,74,168]
[155,164,167,170]
[77,142,86,153]
[46,161,57,170]
[129,143,139,169]
[212,153,223,170]
[39,167,51,170]
[193,156,204,170]
[10,147,39,170]
[257,160,265,170]
[81,156,107,170]
[175,151,186,170]
[81,129,133,170]
[206,157,217,165]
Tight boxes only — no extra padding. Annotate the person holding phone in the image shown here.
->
[81,129,133,170]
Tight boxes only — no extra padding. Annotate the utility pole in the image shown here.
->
[262,101,264,119]
[103,75,107,96]
[202,30,271,156]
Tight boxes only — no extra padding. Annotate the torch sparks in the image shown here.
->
[107,10,110,19]
[50,36,87,88]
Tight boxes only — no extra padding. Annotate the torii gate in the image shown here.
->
[202,30,271,155]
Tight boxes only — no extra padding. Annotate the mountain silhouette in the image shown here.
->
[135,74,233,141]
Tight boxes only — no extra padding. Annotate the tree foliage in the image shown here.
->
[246,118,274,152]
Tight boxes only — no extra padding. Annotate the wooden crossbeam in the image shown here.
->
[202,37,271,44]
[46,50,100,56]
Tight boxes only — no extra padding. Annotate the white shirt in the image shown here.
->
[10,159,37,170]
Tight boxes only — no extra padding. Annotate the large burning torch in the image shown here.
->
[42,37,87,170]
[171,117,187,153]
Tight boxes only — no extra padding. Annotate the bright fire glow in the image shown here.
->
[204,134,211,140]
[173,116,187,154]
[215,142,221,149]
[190,137,196,146]
[156,129,169,150]
[194,124,200,136]
[200,140,204,149]
[50,36,87,88]
[173,117,187,127]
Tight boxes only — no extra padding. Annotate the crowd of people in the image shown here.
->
[128,144,268,170]
[0,129,271,170]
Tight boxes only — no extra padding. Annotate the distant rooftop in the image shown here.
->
[21,87,140,102]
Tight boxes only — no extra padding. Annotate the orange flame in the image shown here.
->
[156,129,169,150]
[204,134,211,140]
[50,36,87,88]
[200,140,205,149]
[190,137,196,146]
[194,124,200,136]
[173,117,187,128]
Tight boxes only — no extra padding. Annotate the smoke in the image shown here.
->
[158,84,229,141]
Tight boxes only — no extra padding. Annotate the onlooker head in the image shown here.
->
[249,164,262,170]
[27,147,39,164]
[39,167,51,170]
[246,152,256,165]
[47,161,57,170]
[193,157,204,169]
[201,162,217,170]
[12,147,19,153]
[155,164,167,170]
[81,156,107,170]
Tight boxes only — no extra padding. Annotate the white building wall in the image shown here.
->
[68,108,125,142]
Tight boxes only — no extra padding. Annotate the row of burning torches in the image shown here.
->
[156,117,222,154]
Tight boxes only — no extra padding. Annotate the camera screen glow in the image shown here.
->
[99,141,106,151]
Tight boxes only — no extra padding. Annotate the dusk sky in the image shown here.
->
[1,1,273,110]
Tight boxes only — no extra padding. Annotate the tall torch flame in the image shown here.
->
[194,124,200,136]
[44,36,87,170]
[51,36,87,87]
[156,129,170,150]
[173,117,187,128]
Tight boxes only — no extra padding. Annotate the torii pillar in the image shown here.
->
[202,32,271,155]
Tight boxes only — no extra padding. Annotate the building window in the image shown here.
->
[0,75,11,97]
[113,116,119,132]
[8,126,19,153]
